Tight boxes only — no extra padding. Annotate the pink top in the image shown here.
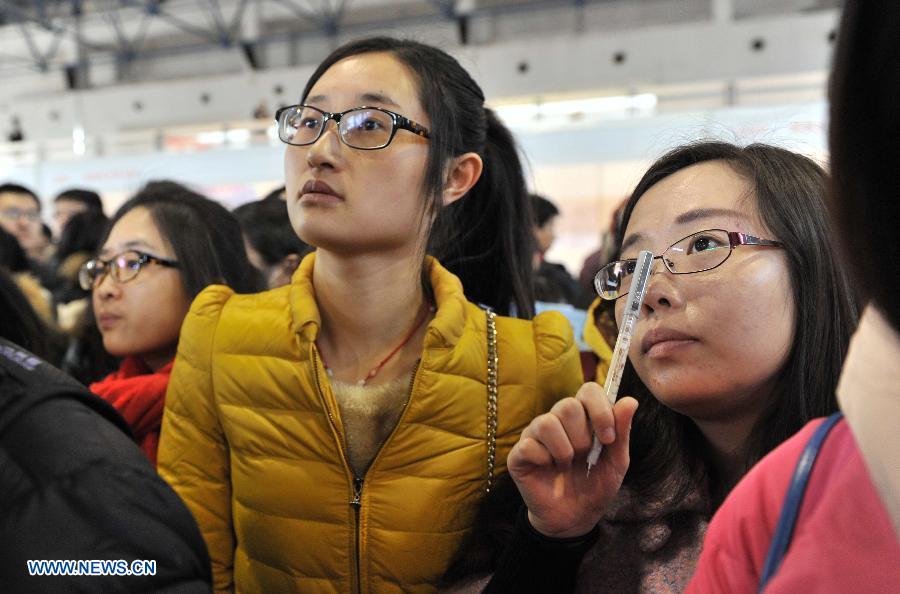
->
[688,418,900,593]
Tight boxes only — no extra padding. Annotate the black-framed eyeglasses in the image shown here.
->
[274,104,431,150]
[79,250,180,291]
[0,208,41,223]
[594,228,784,301]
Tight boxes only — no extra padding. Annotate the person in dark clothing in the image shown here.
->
[0,337,212,593]
[532,194,592,308]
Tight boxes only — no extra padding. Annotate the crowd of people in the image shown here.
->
[1,1,898,591]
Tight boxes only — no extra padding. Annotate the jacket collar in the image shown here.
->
[423,256,467,349]
[288,252,321,342]
[288,252,469,349]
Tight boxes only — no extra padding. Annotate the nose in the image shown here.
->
[305,119,343,170]
[641,261,683,315]
[94,269,120,300]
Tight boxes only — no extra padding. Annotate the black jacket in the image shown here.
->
[0,338,212,593]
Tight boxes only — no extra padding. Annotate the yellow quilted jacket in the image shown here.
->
[158,254,582,593]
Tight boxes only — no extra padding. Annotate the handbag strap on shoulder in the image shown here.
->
[758,411,844,591]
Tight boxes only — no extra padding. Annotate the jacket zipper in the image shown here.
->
[312,345,421,594]
[312,347,361,593]
[351,476,363,594]
[351,359,420,592]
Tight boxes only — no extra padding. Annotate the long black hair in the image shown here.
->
[301,37,535,318]
[0,268,56,361]
[102,181,265,299]
[829,0,900,332]
[233,198,312,267]
[0,227,29,273]
[619,141,859,506]
[56,209,109,263]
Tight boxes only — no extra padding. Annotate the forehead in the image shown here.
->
[0,192,39,211]
[102,207,167,253]
[305,52,425,120]
[626,161,758,235]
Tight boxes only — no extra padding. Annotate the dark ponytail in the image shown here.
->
[429,108,534,318]
[302,37,535,318]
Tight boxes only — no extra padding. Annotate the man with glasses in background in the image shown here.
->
[0,183,45,263]
[0,183,62,293]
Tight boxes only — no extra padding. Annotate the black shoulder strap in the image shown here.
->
[758,411,844,591]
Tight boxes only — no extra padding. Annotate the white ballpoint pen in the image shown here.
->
[586,249,654,475]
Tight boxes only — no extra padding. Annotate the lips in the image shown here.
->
[301,179,342,199]
[96,312,121,330]
[640,327,697,356]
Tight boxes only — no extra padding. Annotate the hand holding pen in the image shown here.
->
[586,250,655,475]
[507,383,639,538]
[505,249,653,539]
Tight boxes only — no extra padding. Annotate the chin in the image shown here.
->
[654,392,711,416]
[103,344,129,360]
[644,373,720,409]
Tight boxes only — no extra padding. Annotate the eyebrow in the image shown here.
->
[619,207,746,254]
[674,207,746,225]
[619,233,644,255]
[305,92,401,109]
[99,239,158,256]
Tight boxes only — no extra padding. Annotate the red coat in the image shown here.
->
[90,357,173,466]
[689,418,900,593]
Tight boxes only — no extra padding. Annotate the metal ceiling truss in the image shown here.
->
[104,8,150,62]
[0,0,353,73]
[0,0,834,81]
[0,0,390,78]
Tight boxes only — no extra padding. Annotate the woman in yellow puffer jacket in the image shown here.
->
[158,37,583,593]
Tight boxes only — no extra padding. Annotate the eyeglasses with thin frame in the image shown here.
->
[594,228,784,301]
[274,104,431,150]
[0,208,41,223]
[79,250,180,291]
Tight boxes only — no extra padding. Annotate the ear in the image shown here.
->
[441,152,483,207]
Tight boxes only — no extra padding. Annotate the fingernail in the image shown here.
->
[602,428,616,442]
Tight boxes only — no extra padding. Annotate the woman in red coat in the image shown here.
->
[84,181,263,465]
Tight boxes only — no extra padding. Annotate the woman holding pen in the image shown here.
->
[158,37,583,593]
[443,141,859,593]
